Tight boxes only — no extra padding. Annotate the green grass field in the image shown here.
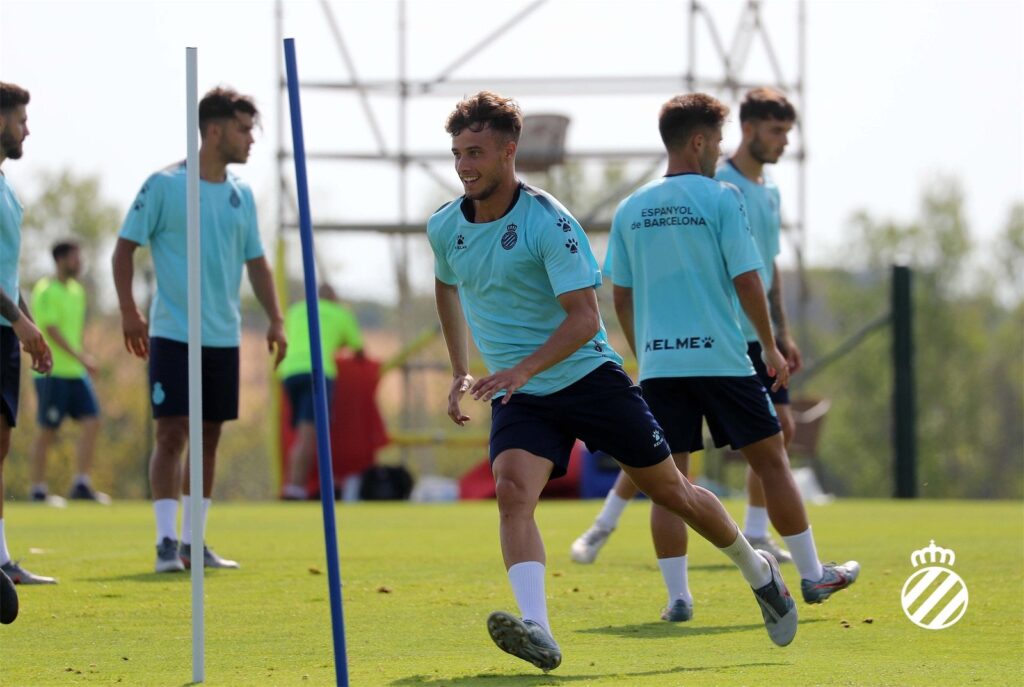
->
[1,499,1021,686]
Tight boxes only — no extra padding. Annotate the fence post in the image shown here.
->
[892,264,917,498]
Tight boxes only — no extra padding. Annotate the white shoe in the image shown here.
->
[570,525,613,564]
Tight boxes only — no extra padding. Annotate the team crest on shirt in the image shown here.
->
[501,223,518,250]
[229,190,242,208]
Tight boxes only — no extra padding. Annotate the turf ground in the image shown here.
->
[1,499,1021,686]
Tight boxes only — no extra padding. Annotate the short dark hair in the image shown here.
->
[198,87,258,136]
[52,240,79,262]
[739,87,796,123]
[658,93,729,150]
[445,91,523,143]
[0,82,30,112]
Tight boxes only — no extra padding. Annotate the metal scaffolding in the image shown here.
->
[273,0,808,449]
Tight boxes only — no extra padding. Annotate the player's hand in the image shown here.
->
[121,308,150,360]
[781,336,803,375]
[447,374,474,426]
[267,319,287,369]
[471,366,530,404]
[12,317,53,374]
[762,345,790,392]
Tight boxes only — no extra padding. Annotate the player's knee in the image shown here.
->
[494,476,536,515]
[154,419,188,455]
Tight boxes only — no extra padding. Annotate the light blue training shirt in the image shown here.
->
[428,182,622,396]
[716,160,782,342]
[0,174,23,327]
[606,173,763,380]
[119,162,264,347]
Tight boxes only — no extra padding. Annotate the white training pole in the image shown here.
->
[185,46,205,684]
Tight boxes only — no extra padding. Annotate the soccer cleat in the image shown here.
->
[155,537,185,573]
[179,543,240,570]
[0,559,58,585]
[746,535,793,564]
[68,482,112,505]
[569,525,613,564]
[751,550,798,647]
[1,567,19,624]
[486,611,562,672]
[660,598,693,622]
[31,490,67,508]
[801,560,861,604]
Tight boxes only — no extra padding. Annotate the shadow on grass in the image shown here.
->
[577,616,827,639]
[81,571,229,584]
[392,662,789,686]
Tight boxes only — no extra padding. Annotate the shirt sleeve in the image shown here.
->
[605,207,633,287]
[31,281,55,328]
[535,213,601,296]
[242,186,264,261]
[119,174,163,247]
[718,184,764,279]
[427,220,458,285]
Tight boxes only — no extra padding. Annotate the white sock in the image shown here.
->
[153,499,179,544]
[0,519,9,566]
[595,491,629,531]
[180,496,211,546]
[743,505,770,539]
[657,555,692,605]
[719,532,772,589]
[783,527,824,582]
[508,561,551,635]
[74,474,91,487]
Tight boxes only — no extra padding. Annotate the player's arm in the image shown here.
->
[768,261,802,373]
[1,288,52,374]
[612,284,638,359]
[470,286,601,404]
[245,256,287,368]
[734,270,789,391]
[435,278,473,426]
[111,237,149,359]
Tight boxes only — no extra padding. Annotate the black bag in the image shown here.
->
[358,465,414,501]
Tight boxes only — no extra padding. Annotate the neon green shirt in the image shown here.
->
[31,277,87,378]
[277,300,363,379]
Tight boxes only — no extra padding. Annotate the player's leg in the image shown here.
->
[151,415,188,572]
[68,377,107,503]
[650,452,692,621]
[179,344,240,569]
[487,448,561,671]
[742,434,858,603]
[569,468,639,563]
[283,421,316,499]
[29,376,58,501]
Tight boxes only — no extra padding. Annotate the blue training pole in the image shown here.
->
[283,37,350,687]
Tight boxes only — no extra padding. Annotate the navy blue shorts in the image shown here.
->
[148,337,239,422]
[747,341,790,405]
[640,375,781,453]
[489,362,671,479]
[0,326,20,427]
[34,376,100,428]
[283,373,335,427]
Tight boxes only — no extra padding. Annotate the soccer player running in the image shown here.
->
[572,87,806,564]
[598,93,858,624]
[428,91,797,673]
[30,240,109,505]
[0,81,56,586]
[278,283,363,500]
[112,87,287,573]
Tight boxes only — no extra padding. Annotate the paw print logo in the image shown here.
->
[565,237,579,254]
[701,337,714,349]
[556,217,572,232]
